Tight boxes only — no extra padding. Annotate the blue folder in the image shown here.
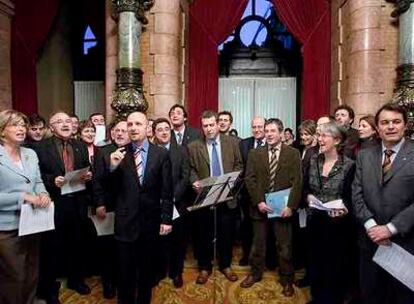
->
[265,187,292,218]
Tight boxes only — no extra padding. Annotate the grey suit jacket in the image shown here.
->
[352,139,414,253]
[0,144,47,230]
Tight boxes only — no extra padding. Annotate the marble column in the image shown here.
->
[110,0,154,119]
[150,0,182,118]
[331,0,398,121]
[0,0,14,110]
[105,0,118,120]
[389,0,414,129]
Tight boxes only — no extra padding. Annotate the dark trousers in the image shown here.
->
[37,196,87,299]
[158,217,188,279]
[239,197,253,260]
[308,212,352,304]
[250,218,293,284]
[194,204,236,271]
[0,230,39,304]
[359,242,414,304]
[117,237,158,304]
[98,235,117,286]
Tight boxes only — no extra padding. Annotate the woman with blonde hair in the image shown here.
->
[0,109,51,304]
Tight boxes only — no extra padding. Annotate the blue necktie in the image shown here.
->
[211,140,222,176]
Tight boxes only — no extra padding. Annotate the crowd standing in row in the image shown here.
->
[0,102,413,304]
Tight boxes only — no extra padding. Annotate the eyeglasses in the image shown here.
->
[51,119,72,125]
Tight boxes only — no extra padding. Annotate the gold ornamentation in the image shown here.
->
[112,0,154,24]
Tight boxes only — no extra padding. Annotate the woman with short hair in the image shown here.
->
[304,121,356,304]
[0,109,51,304]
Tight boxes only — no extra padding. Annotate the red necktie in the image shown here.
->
[62,141,74,172]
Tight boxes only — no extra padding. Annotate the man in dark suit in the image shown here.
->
[107,111,173,304]
[30,111,92,304]
[334,105,359,159]
[238,116,266,265]
[188,110,243,284]
[240,118,302,298]
[169,104,202,146]
[152,117,191,288]
[92,119,130,299]
[352,103,414,304]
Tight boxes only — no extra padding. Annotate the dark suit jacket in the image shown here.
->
[168,142,191,213]
[239,137,256,165]
[245,144,303,220]
[92,143,120,211]
[30,137,91,206]
[352,139,414,254]
[171,125,202,147]
[108,142,173,242]
[343,127,359,159]
[188,134,243,183]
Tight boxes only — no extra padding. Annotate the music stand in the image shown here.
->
[187,171,242,303]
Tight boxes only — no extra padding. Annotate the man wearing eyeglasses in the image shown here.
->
[30,111,92,304]
[92,119,130,299]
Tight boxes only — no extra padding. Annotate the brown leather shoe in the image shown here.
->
[196,270,211,285]
[240,275,261,288]
[282,283,294,297]
[220,268,238,282]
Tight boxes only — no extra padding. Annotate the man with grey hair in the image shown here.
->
[238,116,266,265]
[31,111,92,303]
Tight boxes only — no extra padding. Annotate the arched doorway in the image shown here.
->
[218,0,302,137]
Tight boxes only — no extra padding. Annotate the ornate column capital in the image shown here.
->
[386,0,414,17]
[112,0,154,24]
[0,0,14,17]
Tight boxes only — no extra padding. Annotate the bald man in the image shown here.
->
[107,112,173,304]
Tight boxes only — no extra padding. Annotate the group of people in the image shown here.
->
[0,101,413,304]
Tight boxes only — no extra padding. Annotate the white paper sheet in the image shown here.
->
[61,167,90,195]
[298,208,307,228]
[18,203,55,236]
[308,195,348,213]
[90,212,115,236]
[173,205,180,221]
[373,242,414,292]
[94,125,106,146]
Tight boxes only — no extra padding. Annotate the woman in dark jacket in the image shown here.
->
[304,121,356,304]
[357,115,379,151]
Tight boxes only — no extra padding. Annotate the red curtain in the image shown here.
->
[11,0,60,114]
[272,0,331,120]
[187,0,249,126]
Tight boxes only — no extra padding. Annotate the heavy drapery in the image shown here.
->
[11,0,60,114]
[188,0,330,123]
[187,0,249,126]
[271,0,331,119]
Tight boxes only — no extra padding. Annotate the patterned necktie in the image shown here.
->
[382,149,394,181]
[62,141,73,172]
[134,147,143,185]
[211,140,222,176]
[177,132,183,145]
[268,146,278,191]
[256,139,263,148]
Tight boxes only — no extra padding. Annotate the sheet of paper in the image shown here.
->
[94,125,106,146]
[298,208,307,228]
[265,188,291,218]
[187,171,241,211]
[373,242,414,292]
[308,196,348,213]
[18,203,55,236]
[90,212,115,236]
[172,205,180,221]
[61,167,90,195]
